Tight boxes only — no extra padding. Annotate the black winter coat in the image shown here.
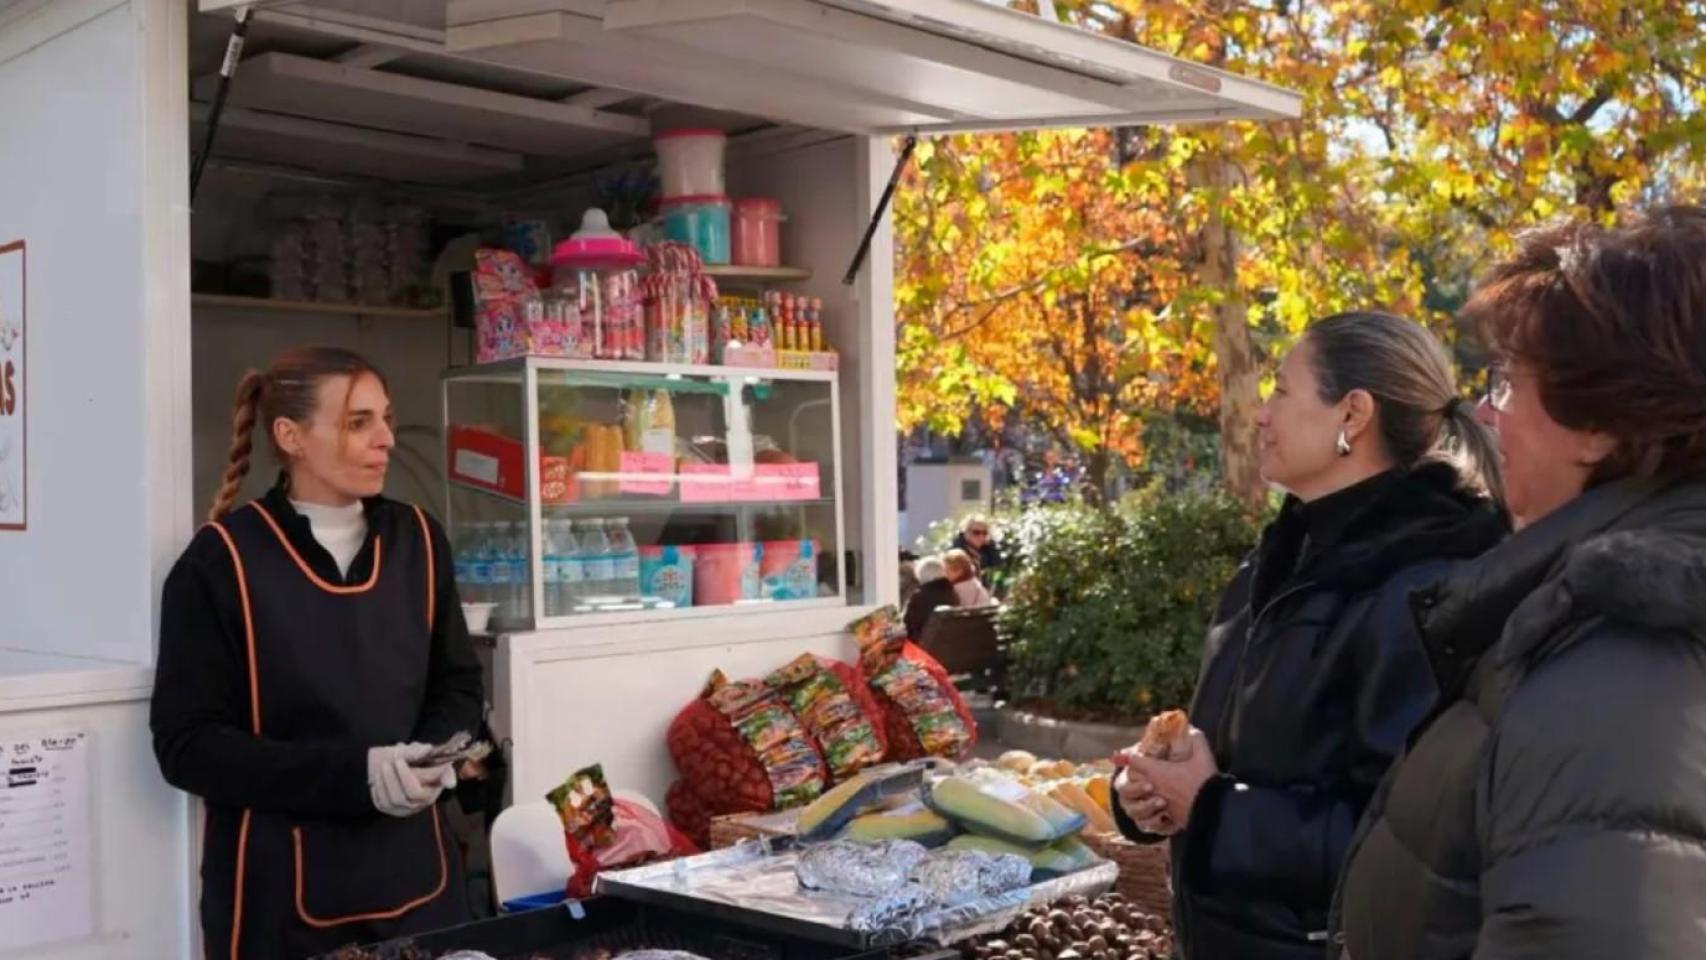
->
[905,577,960,641]
[1115,464,1507,960]
[1332,476,1706,960]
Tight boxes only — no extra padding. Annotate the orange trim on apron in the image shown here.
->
[413,505,435,631]
[207,521,259,960]
[249,501,383,594]
[290,807,450,929]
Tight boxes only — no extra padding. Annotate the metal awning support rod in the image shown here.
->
[842,134,918,286]
[190,5,253,202]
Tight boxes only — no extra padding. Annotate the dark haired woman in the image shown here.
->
[151,347,483,959]
[1115,312,1509,960]
[1332,206,1706,959]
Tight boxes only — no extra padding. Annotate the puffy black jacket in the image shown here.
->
[1332,476,1706,960]
[1115,464,1507,960]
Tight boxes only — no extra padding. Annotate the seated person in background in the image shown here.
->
[903,555,960,641]
[953,515,1003,577]
[943,548,994,607]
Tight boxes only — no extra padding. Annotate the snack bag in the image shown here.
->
[664,669,830,846]
[852,607,977,762]
[547,764,617,897]
[764,654,888,780]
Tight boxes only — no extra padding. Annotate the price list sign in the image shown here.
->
[0,731,92,951]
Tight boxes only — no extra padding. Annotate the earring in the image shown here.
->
[1336,429,1352,457]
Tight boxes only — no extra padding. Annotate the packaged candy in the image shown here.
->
[547,763,617,851]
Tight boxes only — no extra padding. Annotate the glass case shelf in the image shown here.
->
[443,357,845,630]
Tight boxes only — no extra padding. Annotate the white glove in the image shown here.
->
[367,743,457,818]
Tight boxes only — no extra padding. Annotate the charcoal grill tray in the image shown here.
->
[310,896,897,960]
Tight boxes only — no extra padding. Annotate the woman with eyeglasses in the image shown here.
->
[1329,207,1706,959]
[952,515,1003,578]
[1115,312,1508,960]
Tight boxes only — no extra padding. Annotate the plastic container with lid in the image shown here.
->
[550,208,645,360]
[659,196,732,266]
[694,542,760,606]
[732,198,784,268]
[654,129,727,198]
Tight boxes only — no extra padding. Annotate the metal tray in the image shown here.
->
[594,837,1118,950]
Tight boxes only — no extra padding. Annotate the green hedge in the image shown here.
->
[994,490,1265,724]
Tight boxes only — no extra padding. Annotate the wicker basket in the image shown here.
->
[707,808,800,850]
[1082,831,1173,920]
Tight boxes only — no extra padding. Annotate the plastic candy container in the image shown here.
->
[732,198,784,268]
[654,129,727,197]
[550,209,646,361]
[660,196,732,266]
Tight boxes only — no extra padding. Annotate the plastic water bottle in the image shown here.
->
[453,525,479,604]
[487,522,515,623]
[544,519,584,617]
[505,521,532,623]
[579,519,614,604]
[464,522,494,606]
[560,520,587,609]
[608,517,640,601]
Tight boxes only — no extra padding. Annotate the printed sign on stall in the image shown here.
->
[0,730,93,951]
[0,241,22,531]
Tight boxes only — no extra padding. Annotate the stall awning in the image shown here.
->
[445,0,1302,135]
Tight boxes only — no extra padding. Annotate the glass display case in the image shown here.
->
[444,357,845,629]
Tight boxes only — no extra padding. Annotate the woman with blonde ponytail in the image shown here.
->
[1112,312,1509,960]
[151,346,482,960]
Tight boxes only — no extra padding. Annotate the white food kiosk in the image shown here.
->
[0,1,1298,955]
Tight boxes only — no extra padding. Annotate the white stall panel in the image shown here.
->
[497,608,873,804]
[0,0,189,667]
[0,691,188,960]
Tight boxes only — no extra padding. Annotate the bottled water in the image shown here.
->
[505,521,532,623]
[544,519,585,617]
[453,524,480,604]
[487,521,517,624]
[464,522,495,606]
[579,519,614,604]
[607,517,640,601]
[560,520,587,609]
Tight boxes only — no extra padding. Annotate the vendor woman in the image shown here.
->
[151,346,484,959]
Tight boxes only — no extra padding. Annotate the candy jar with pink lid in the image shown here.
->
[549,209,645,361]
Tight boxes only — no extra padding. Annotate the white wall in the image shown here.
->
[0,691,190,960]
[497,608,864,804]
[0,2,193,957]
[0,0,189,666]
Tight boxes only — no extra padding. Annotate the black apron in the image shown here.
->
[199,500,468,960]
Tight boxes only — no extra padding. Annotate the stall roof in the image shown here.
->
[445,0,1303,134]
[190,0,1300,188]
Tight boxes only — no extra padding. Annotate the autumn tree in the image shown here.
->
[895,0,1706,508]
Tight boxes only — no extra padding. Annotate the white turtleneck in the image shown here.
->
[291,499,368,578]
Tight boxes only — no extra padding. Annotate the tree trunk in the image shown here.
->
[1193,154,1266,510]
[1085,448,1112,507]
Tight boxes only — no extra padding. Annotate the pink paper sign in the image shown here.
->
[617,451,676,496]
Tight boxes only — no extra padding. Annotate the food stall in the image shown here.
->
[0,1,1298,956]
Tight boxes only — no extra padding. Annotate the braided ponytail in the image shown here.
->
[208,371,265,521]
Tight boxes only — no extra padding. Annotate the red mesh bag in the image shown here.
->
[851,607,978,762]
[663,671,830,847]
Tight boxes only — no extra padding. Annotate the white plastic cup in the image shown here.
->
[461,601,499,635]
[654,130,727,198]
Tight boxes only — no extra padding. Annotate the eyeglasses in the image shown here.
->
[967,528,989,537]
[1486,364,1513,413]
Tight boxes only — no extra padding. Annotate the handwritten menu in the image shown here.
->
[0,731,92,951]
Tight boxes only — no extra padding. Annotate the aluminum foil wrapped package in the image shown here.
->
[911,849,1033,907]
[795,839,929,897]
[846,883,935,932]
